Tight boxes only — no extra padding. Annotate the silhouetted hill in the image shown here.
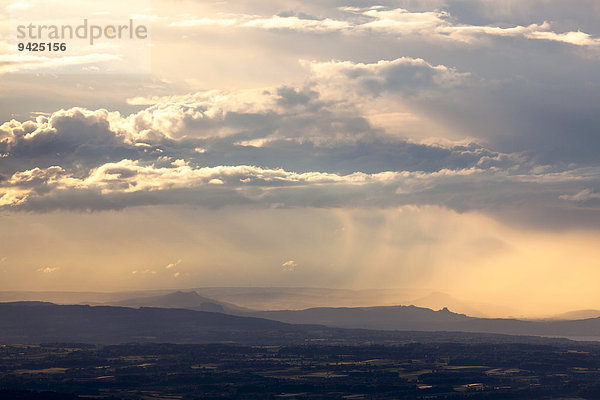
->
[0,302,289,344]
[254,305,471,330]
[107,290,248,313]
[252,305,600,339]
[407,292,520,318]
[409,292,487,317]
[2,302,600,344]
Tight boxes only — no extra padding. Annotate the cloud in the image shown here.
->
[0,107,139,175]
[166,259,182,269]
[281,260,297,271]
[305,57,471,97]
[173,272,180,278]
[131,269,157,275]
[242,15,351,33]
[0,75,597,224]
[560,189,600,203]
[37,266,59,273]
[523,28,600,46]
[169,12,351,33]
[1,84,520,176]
[0,159,411,209]
[357,9,600,46]
[0,44,597,229]
[1,155,598,230]
[357,8,448,35]
[166,7,600,47]
[2,47,591,177]
[300,55,600,166]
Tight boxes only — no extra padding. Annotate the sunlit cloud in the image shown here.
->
[131,269,157,275]
[281,260,297,272]
[166,8,600,47]
[166,259,182,269]
[37,266,59,273]
[560,189,600,202]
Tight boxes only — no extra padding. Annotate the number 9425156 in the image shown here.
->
[18,42,67,51]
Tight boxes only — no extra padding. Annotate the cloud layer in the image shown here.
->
[1,53,598,229]
[169,7,600,47]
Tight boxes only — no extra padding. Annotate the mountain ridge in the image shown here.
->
[106,290,250,313]
[2,301,600,343]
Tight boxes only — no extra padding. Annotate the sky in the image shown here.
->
[0,0,599,316]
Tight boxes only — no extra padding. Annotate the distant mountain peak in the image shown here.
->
[108,290,233,313]
[165,290,203,300]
